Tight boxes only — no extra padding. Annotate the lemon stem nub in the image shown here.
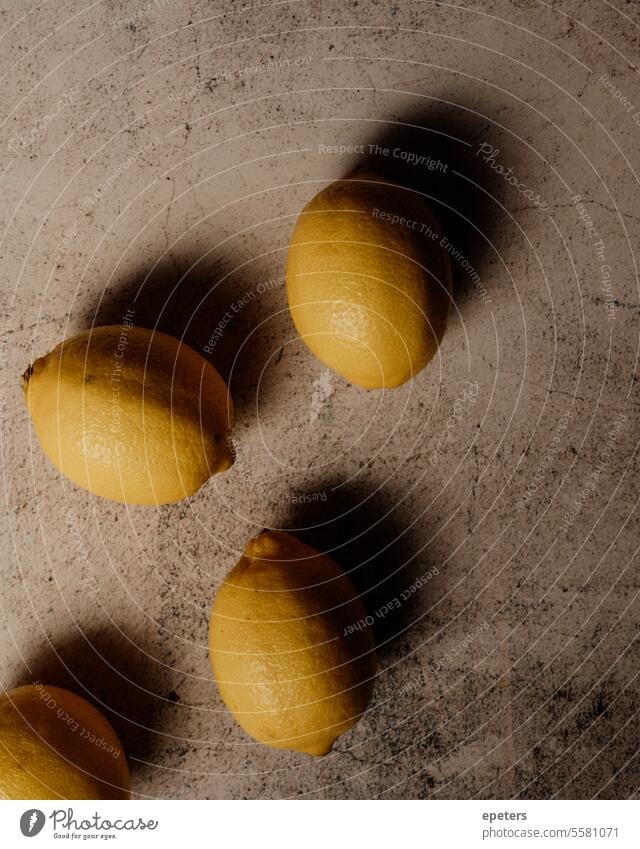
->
[21,364,34,393]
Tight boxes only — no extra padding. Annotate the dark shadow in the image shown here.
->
[83,101,507,420]
[287,480,442,659]
[86,249,289,420]
[15,627,167,772]
[358,102,504,310]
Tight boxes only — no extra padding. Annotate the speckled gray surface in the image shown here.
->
[1,0,639,799]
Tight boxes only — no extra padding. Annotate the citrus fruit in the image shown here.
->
[286,170,452,389]
[209,530,376,756]
[22,325,233,505]
[0,684,130,799]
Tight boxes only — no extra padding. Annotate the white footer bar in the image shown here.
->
[1,799,638,848]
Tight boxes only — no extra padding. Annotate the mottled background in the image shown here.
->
[1,0,639,799]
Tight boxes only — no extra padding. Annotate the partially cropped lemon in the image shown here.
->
[209,530,376,756]
[286,170,453,389]
[0,685,130,799]
[22,325,233,505]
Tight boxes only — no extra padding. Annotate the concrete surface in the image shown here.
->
[1,0,639,799]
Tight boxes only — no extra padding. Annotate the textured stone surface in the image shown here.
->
[1,0,639,799]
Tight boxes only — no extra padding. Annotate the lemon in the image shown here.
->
[0,685,130,799]
[286,170,453,389]
[209,530,376,756]
[22,325,233,505]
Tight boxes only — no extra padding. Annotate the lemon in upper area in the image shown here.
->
[0,684,130,800]
[209,530,377,756]
[22,325,233,505]
[286,170,453,389]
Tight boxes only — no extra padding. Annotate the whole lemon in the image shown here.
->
[209,531,376,756]
[0,685,130,799]
[286,171,453,389]
[22,325,233,505]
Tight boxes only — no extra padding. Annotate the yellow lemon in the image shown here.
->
[22,325,233,505]
[0,685,130,799]
[209,530,376,756]
[286,170,453,389]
